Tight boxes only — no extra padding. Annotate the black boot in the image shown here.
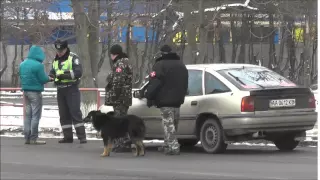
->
[75,126,87,144]
[80,139,87,144]
[60,128,73,143]
[59,138,73,143]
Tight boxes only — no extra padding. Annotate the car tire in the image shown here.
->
[273,136,300,151]
[199,118,227,154]
[178,139,199,147]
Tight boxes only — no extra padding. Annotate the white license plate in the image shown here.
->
[269,99,296,108]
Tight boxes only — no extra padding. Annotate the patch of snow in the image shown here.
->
[232,142,276,147]
[0,105,318,147]
[151,0,173,18]
[1,88,105,97]
[192,0,258,14]
[172,11,184,31]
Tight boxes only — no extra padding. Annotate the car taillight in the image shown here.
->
[241,96,254,112]
[308,94,316,108]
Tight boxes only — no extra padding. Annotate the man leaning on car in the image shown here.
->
[145,45,189,155]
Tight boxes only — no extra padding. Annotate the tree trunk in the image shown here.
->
[11,7,20,87]
[248,15,254,64]
[126,0,134,55]
[278,16,286,75]
[302,9,312,87]
[71,0,96,117]
[230,13,237,63]
[98,0,113,74]
[88,0,100,88]
[268,13,276,70]
[216,15,225,63]
[11,44,18,87]
[237,13,247,63]
[198,0,206,63]
[0,42,8,78]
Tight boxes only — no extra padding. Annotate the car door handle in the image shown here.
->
[191,101,198,106]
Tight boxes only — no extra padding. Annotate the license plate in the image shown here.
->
[269,99,296,108]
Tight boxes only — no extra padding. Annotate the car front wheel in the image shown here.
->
[273,136,300,151]
[199,118,227,154]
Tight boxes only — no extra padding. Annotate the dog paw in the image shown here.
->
[100,153,110,157]
[131,145,138,157]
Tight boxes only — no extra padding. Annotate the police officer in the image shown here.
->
[105,44,133,151]
[49,39,87,144]
[146,45,188,155]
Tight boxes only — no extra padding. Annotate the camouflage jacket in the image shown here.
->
[105,55,133,106]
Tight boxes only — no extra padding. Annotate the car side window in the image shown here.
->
[187,70,203,96]
[205,72,230,94]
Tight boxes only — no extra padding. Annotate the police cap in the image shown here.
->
[54,39,68,51]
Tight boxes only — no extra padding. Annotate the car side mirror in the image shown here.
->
[133,90,143,99]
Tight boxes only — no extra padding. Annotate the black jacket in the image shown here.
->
[146,52,188,108]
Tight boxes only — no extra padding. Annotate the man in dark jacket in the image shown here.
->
[49,39,87,144]
[105,44,133,151]
[146,45,188,155]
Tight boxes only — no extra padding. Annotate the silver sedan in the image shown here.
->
[100,64,317,154]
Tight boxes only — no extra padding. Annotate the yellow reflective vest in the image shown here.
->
[52,55,77,83]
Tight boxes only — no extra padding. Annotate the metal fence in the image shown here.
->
[0,88,104,122]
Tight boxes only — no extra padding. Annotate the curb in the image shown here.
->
[0,129,317,147]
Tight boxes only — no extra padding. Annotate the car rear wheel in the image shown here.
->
[199,118,227,154]
[273,136,300,151]
[178,139,199,147]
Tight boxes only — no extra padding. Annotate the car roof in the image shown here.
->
[186,63,267,71]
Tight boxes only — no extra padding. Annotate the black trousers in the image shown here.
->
[57,85,86,140]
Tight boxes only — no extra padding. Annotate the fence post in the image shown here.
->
[96,89,101,110]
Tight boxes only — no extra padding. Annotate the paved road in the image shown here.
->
[1,137,317,180]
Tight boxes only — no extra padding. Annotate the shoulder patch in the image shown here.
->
[150,71,156,77]
[70,52,78,56]
[74,58,80,65]
[116,67,122,73]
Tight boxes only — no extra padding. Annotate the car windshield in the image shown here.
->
[217,67,297,89]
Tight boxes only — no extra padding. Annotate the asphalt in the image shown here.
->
[1,137,317,180]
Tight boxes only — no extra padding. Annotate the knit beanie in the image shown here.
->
[110,44,123,55]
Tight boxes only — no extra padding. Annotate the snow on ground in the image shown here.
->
[0,105,318,145]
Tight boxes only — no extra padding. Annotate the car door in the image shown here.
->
[178,68,205,135]
[128,83,163,138]
[200,69,235,116]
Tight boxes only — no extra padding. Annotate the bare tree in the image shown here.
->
[70,0,96,115]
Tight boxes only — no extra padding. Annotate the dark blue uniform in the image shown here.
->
[49,48,86,143]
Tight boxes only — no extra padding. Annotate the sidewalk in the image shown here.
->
[1,105,317,146]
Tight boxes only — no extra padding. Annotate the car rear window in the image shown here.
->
[217,67,297,90]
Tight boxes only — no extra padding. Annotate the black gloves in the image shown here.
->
[147,99,153,108]
[56,73,71,80]
[48,75,55,82]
